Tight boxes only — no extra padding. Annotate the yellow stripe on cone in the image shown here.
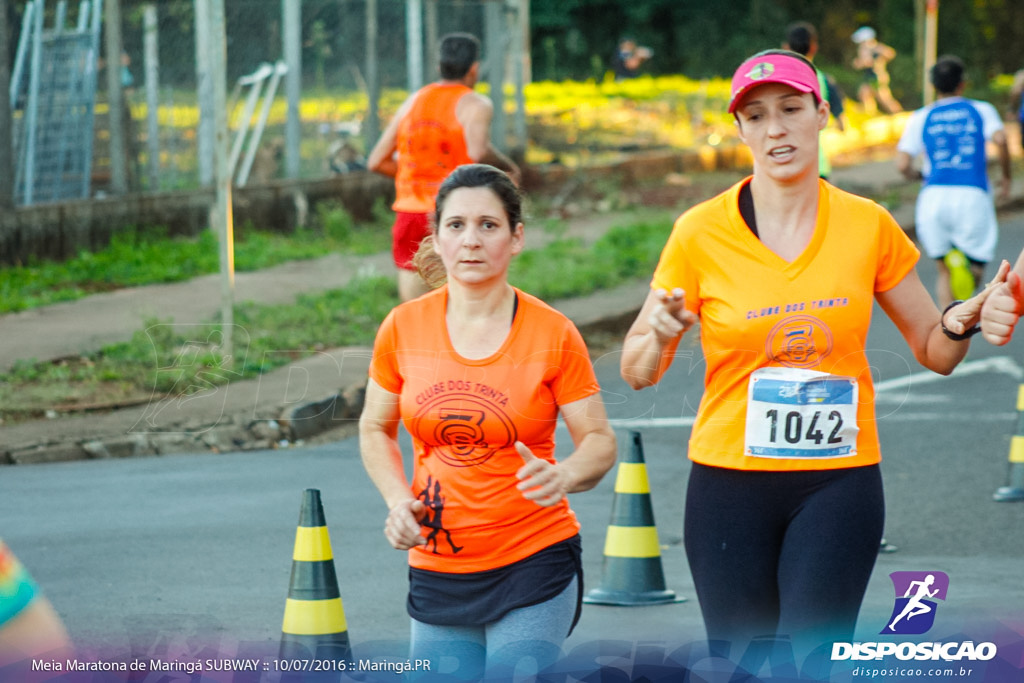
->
[292,526,334,562]
[1009,436,1024,465]
[603,526,661,558]
[614,462,651,494]
[282,598,348,635]
[995,386,1024,502]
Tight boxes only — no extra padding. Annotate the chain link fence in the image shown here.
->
[105,0,525,195]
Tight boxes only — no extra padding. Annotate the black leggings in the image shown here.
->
[684,463,884,655]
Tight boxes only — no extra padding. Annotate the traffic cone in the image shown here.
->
[280,489,352,663]
[994,385,1024,502]
[584,431,685,606]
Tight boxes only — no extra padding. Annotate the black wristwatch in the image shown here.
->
[941,300,982,341]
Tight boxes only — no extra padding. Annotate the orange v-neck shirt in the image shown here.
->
[652,178,919,471]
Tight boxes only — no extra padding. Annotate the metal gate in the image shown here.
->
[11,0,104,205]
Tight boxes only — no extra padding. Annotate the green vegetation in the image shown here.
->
[0,213,671,421]
[510,219,670,300]
[0,201,391,314]
[0,276,399,420]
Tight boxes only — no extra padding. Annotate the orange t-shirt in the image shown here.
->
[368,286,600,573]
[393,83,475,214]
[652,178,919,472]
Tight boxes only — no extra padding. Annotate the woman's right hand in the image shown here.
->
[982,271,1024,346]
[649,288,698,344]
[384,499,428,550]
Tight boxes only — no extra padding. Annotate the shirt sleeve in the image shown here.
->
[896,110,924,157]
[975,100,1005,140]
[368,309,403,394]
[651,212,701,316]
[549,319,600,407]
[874,207,921,293]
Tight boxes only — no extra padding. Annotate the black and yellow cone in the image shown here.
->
[994,385,1024,502]
[584,431,685,606]
[280,489,352,663]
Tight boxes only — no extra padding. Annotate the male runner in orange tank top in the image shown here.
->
[368,33,520,302]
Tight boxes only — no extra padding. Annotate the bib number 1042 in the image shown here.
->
[764,408,843,445]
[745,368,858,459]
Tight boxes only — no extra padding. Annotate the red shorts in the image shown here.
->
[392,212,431,271]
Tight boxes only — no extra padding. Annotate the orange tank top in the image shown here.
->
[393,83,475,214]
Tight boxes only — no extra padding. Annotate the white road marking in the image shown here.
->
[872,356,1024,393]
[607,356,1024,430]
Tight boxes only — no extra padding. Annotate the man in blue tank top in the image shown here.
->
[896,55,1011,308]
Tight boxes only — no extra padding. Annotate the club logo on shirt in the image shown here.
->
[765,315,833,368]
[412,392,517,467]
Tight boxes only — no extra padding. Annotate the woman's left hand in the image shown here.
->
[944,260,1011,335]
[515,441,569,507]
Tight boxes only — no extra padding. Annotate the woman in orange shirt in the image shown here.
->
[620,50,1007,660]
[359,164,616,679]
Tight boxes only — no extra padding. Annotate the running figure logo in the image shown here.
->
[881,571,949,635]
[418,476,463,555]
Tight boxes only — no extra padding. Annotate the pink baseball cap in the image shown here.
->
[728,52,821,114]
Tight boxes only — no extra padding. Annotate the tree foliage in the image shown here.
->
[531,0,1024,106]
[6,0,1023,102]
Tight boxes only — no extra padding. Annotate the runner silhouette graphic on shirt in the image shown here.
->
[418,476,463,554]
[887,574,939,631]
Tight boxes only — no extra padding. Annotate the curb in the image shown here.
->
[2,383,363,466]
[2,348,376,465]
[3,382,366,466]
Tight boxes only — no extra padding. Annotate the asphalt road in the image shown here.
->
[4,210,1024,681]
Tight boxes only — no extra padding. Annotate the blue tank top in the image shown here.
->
[922,99,988,191]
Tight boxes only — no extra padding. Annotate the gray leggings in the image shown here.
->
[408,576,577,682]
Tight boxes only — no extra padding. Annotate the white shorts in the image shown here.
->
[914,185,998,263]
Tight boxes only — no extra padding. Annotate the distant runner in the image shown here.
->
[367,33,520,302]
[896,54,1011,308]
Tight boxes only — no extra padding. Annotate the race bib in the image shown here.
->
[745,367,859,459]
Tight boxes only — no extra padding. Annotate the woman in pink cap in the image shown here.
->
[620,50,1007,660]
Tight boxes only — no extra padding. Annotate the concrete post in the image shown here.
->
[406,0,423,92]
[194,0,214,187]
[364,0,379,149]
[0,0,13,209]
[104,0,127,193]
[484,1,507,152]
[143,4,160,191]
[209,0,234,361]
[283,0,301,179]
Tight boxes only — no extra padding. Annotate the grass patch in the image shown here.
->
[510,217,671,299]
[0,276,398,420]
[0,201,390,314]
[0,214,674,421]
